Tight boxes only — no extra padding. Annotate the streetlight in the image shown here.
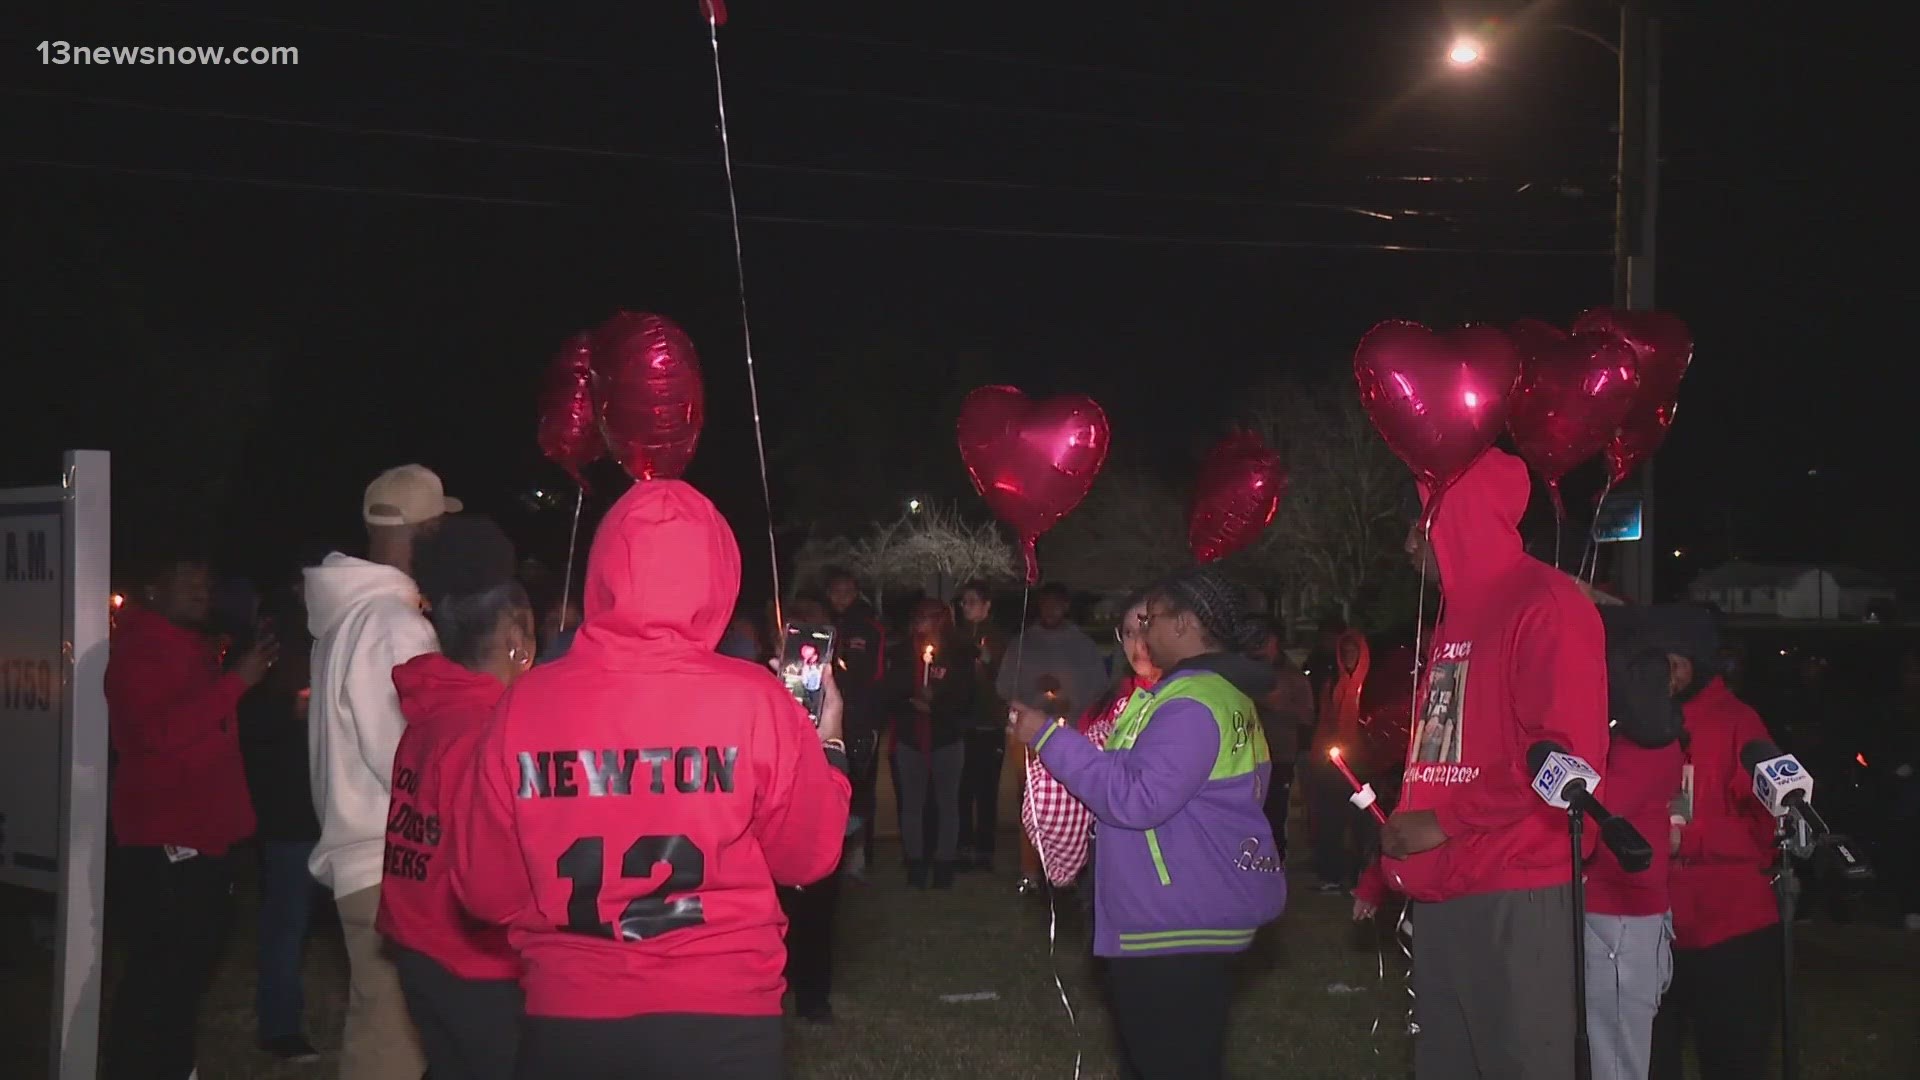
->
[1445,4,1663,603]
[907,498,923,514]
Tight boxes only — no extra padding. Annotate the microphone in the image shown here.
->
[1740,740,1828,837]
[1527,741,1655,873]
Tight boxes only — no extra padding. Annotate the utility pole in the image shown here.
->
[1614,0,1662,603]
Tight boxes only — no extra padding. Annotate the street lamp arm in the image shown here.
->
[1552,23,1621,57]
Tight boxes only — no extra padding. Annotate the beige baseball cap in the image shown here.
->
[363,464,463,527]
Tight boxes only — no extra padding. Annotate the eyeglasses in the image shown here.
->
[1114,609,1158,643]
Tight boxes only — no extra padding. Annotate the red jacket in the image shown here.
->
[1382,450,1609,902]
[1670,678,1779,950]
[105,605,256,854]
[1585,739,1685,917]
[376,654,518,982]
[446,481,852,1019]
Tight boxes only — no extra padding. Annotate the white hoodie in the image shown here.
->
[304,552,438,898]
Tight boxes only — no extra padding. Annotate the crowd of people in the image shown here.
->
[96,452,1920,1080]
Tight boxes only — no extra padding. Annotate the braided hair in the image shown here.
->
[411,514,530,666]
[1144,566,1267,654]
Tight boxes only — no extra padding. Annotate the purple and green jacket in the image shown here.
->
[1031,657,1288,957]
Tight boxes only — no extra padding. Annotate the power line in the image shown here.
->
[17,89,1610,222]
[3,154,1609,256]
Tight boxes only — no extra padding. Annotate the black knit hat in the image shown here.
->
[1147,567,1266,652]
[412,514,516,606]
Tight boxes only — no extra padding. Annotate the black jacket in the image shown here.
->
[830,603,888,742]
[238,591,320,842]
[884,636,979,752]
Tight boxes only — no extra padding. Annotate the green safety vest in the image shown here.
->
[1104,671,1269,887]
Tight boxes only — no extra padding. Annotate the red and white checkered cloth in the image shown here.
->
[1021,687,1132,886]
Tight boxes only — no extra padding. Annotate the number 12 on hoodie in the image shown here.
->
[556,834,707,940]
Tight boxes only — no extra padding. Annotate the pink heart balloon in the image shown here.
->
[535,332,601,490]
[957,386,1111,585]
[1505,319,1641,516]
[1354,320,1521,496]
[1572,309,1693,486]
[1188,429,1286,564]
[592,312,705,482]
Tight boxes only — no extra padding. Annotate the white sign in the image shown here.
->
[0,492,64,889]
[2,451,110,1080]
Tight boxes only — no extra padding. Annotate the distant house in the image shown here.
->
[1689,561,1897,621]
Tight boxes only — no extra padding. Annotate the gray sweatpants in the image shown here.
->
[1412,884,1577,1080]
[895,743,964,863]
[1585,912,1672,1080]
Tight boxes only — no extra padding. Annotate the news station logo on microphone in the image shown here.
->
[1752,754,1811,817]
[1530,750,1602,810]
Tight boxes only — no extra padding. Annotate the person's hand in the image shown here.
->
[909,694,932,714]
[1669,824,1683,857]
[1352,896,1380,922]
[1379,809,1446,859]
[814,666,844,745]
[233,632,280,687]
[1007,700,1053,746]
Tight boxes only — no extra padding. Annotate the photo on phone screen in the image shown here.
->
[780,624,836,726]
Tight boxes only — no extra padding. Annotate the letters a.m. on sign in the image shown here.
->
[4,527,53,582]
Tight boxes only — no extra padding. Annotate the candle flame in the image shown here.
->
[1327,746,1343,761]
[1856,753,1868,767]
[922,645,935,663]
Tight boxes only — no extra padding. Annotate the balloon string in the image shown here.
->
[1581,476,1616,585]
[706,13,782,622]
[558,487,585,633]
[1397,899,1418,1036]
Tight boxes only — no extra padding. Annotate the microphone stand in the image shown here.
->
[1569,806,1593,1080]
[1773,816,1806,1080]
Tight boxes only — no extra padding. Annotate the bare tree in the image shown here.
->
[1039,468,1190,598]
[1246,386,1421,632]
[792,505,1021,608]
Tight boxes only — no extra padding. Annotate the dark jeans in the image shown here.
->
[1105,951,1236,1080]
[1411,884,1577,1080]
[1650,924,1782,1080]
[850,731,881,862]
[1263,764,1295,863]
[394,947,523,1080]
[518,1013,785,1079]
[1306,762,1362,886]
[779,872,841,1011]
[256,838,318,1039]
[103,847,236,1080]
[958,729,1006,859]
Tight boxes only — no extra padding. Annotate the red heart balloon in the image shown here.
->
[1189,430,1287,564]
[592,312,705,482]
[1354,320,1521,495]
[957,386,1111,584]
[1505,319,1640,516]
[536,332,601,490]
[1572,309,1693,486]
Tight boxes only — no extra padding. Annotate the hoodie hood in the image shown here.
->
[304,552,422,637]
[392,652,505,730]
[1176,652,1278,698]
[574,480,740,659]
[1419,448,1531,596]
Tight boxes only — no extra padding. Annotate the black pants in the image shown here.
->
[518,1013,784,1079]
[102,847,235,1080]
[1105,951,1236,1080]
[1263,764,1295,863]
[850,731,880,863]
[958,729,1006,859]
[1306,763,1361,886]
[779,873,840,1010]
[1650,924,1782,1080]
[394,947,524,1080]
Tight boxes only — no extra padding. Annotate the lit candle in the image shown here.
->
[1328,746,1388,824]
[922,644,935,688]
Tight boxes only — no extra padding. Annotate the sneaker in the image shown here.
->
[260,1035,321,1063]
[1315,882,1347,895]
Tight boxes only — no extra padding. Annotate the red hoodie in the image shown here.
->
[376,653,518,982]
[446,481,852,1019]
[1669,678,1779,950]
[1381,449,1609,902]
[1584,739,1685,916]
[105,604,256,854]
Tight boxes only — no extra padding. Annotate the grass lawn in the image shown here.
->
[4,841,1917,1078]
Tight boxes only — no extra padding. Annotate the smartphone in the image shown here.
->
[780,623,836,726]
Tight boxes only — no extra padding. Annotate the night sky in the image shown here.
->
[5,1,1904,598]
